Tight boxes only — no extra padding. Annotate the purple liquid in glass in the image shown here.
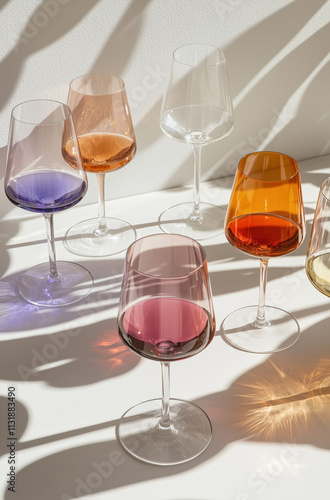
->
[5,170,87,213]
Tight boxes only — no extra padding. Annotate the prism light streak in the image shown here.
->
[234,359,330,441]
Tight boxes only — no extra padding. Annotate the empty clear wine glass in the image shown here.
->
[159,43,234,240]
[117,233,216,465]
[63,73,137,257]
[4,99,93,306]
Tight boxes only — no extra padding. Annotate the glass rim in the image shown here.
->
[125,233,207,279]
[11,99,71,126]
[320,177,330,202]
[237,150,300,182]
[69,73,125,96]
[173,43,226,67]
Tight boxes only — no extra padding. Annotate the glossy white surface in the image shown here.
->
[1,155,330,499]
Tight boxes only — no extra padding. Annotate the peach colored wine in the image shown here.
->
[64,132,136,173]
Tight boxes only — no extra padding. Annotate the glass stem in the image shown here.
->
[159,362,171,430]
[255,258,269,327]
[95,173,108,236]
[191,145,202,221]
[44,213,59,282]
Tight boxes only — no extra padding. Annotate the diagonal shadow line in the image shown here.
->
[0,0,103,113]
[130,0,329,189]
[18,418,119,452]
[205,21,330,180]
[225,0,327,98]
[0,0,155,228]
[90,0,152,77]
[135,0,327,154]
[0,0,10,12]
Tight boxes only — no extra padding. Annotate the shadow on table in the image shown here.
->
[0,234,306,334]
[0,315,139,389]
[4,309,329,499]
[0,254,125,333]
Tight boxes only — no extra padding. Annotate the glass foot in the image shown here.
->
[19,261,93,307]
[64,217,136,257]
[220,305,300,354]
[159,202,225,240]
[118,398,212,465]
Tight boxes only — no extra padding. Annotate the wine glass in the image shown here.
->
[306,177,330,297]
[63,73,136,257]
[4,99,93,307]
[220,151,306,354]
[159,43,234,240]
[117,233,216,465]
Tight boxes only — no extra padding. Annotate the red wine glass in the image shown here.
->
[63,74,137,257]
[4,99,93,306]
[220,151,305,353]
[117,233,216,465]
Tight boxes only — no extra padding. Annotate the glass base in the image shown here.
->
[64,217,136,257]
[19,261,93,307]
[159,202,225,240]
[118,398,212,465]
[220,305,300,354]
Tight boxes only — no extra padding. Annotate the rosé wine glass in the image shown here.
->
[220,151,305,354]
[4,99,93,306]
[63,73,136,257]
[117,233,216,465]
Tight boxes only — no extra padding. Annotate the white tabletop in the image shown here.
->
[1,155,330,499]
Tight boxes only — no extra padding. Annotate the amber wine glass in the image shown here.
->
[159,43,234,240]
[306,177,330,296]
[63,74,136,257]
[117,233,216,465]
[220,151,305,353]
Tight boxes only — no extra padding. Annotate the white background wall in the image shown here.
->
[1,0,330,218]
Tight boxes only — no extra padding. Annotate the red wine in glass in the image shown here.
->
[118,297,212,361]
[117,233,215,465]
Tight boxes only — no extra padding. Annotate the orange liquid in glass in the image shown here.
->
[226,213,302,258]
[64,132,136,173]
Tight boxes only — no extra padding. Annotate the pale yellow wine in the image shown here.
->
[306,252,330,297]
